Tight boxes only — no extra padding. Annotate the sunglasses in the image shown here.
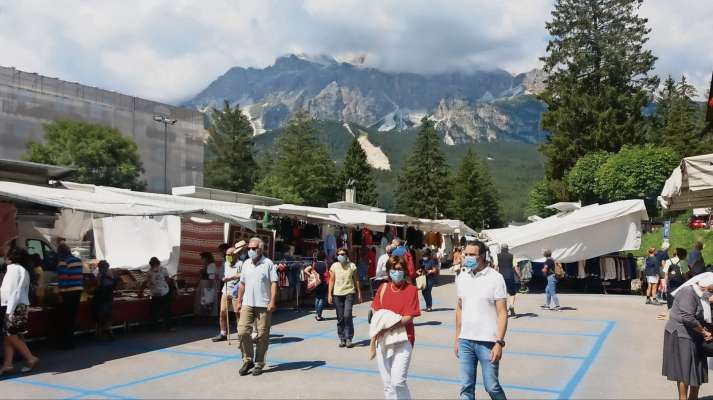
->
[248,247,259,251]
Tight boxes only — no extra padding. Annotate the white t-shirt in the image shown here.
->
[663,256,680,274]
[224,259,243,292]
[375,253,390,280]
[456,266,507,343]
[147,267,170,297]
[239,256,278,308]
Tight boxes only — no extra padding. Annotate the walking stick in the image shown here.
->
[225,282,231,346]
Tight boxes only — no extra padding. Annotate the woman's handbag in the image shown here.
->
[701,340,713,357]
[415,274,427,290]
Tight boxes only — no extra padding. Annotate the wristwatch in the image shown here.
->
[496,339,506,347]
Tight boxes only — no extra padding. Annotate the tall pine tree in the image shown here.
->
[338,137,377,206]
[203,101,258,192]
[253,111,338,206]
[396,117,450,218]
[663,76,704,157]
[539,0,659,179]
[449,148,502,229]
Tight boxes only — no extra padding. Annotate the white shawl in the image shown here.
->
[672,272,713,323]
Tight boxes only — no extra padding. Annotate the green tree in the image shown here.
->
[253,111,338,206]
[396,117,451,218]
[539,0,659,179]
[449,148,502,229]
[338,137,377,206]
[566,151,610,205]
[24,119,145,190]
[525,179,567,218]
[595,145,679,211]
[661,76,705,157]
[203,101,258,192]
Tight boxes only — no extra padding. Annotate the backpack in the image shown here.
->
[554,262,565,279]
[668,259,685,286]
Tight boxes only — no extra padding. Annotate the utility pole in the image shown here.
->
[153,115,177,194]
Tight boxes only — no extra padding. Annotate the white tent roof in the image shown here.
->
[433,219,477,236]
[659,153,713,210]
[0,181,256,230]
[255,203,387,230]
[483,199,649,263]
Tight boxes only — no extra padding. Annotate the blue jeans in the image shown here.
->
[421,276,434,309]
[314,284,327,317]
[458,339,507,400]
[545,274,560,308]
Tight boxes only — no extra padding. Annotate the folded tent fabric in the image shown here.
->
[368,309,408,360]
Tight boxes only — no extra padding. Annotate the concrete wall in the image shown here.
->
[0,66,206,192]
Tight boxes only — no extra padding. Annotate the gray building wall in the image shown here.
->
[0,66,206,191]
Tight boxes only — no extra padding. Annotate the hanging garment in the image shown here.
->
[324,234,337,259]
[0,203,18,247]
[277,263,290,288]
[577,260,587,279]
[362,228,374,247]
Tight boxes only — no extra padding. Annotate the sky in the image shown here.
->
[0,0,711,104]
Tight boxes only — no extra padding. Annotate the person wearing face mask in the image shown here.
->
[369,255,421,399]
[328,248,363,348]
[212,240,247,342]
[236,237,278,377]
[455,241,508,400]
[417,248,439,312]
[663,272,713,400]
[140,257,176,331]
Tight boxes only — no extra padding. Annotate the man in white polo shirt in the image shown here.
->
[236,237,278,377]
[455,240,508,400]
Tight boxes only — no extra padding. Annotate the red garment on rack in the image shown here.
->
[362,228,373,247]
[367,250,377,278]
[277,263,289,288]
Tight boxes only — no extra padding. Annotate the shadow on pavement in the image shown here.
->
[269,336,304,345]
[427,308,454,312]
[266,360,326,373]
[513,313,539,319]
[414,321,443,327]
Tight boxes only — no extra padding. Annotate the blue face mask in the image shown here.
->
[239,253,248,261]
[248,249,258,260]
[463,256,479,271]
[337,255,347,263]
[390,270,405,283]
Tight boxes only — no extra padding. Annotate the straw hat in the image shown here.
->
[234,240,247,252]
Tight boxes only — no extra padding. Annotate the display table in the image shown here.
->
[27,292,195,339]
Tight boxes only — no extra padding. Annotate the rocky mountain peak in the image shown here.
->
[187,55,548,145]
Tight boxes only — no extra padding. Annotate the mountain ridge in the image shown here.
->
[187,54,548,144]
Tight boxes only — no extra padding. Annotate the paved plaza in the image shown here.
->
[1,276,709,399]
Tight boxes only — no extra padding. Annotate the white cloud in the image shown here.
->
[0,0,710,103]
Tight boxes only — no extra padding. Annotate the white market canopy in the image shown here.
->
[0,180,256,230]
[659,153,713,211]
[483,199,649,263]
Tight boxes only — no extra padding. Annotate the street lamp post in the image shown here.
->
[153,115,177,194]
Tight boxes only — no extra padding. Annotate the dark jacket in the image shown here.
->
[665,285,705,341]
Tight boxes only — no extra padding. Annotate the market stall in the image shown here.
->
[659,153,713,210]
[0,179,259,337]
[483,199,649,293]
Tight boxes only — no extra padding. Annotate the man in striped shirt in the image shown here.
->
[56,244,84,349]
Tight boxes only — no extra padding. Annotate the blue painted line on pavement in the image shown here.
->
[268,358,561,394]
[557,320,616,399]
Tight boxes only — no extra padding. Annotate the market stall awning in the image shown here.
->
[482,199,649,263]
[432,219,477,236]
[659,153,713,210]
[0,181,256,230]
[255,204,387,230]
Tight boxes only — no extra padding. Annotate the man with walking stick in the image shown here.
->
[212,241,247,342]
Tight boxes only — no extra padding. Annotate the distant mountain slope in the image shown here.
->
[188,54,547,145]
[253,120,544,221]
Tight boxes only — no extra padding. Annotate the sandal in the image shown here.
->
[20,358,40,373]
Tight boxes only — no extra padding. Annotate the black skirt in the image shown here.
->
[662,330,708,386]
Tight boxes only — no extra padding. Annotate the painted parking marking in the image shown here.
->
[2,315,615,399]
